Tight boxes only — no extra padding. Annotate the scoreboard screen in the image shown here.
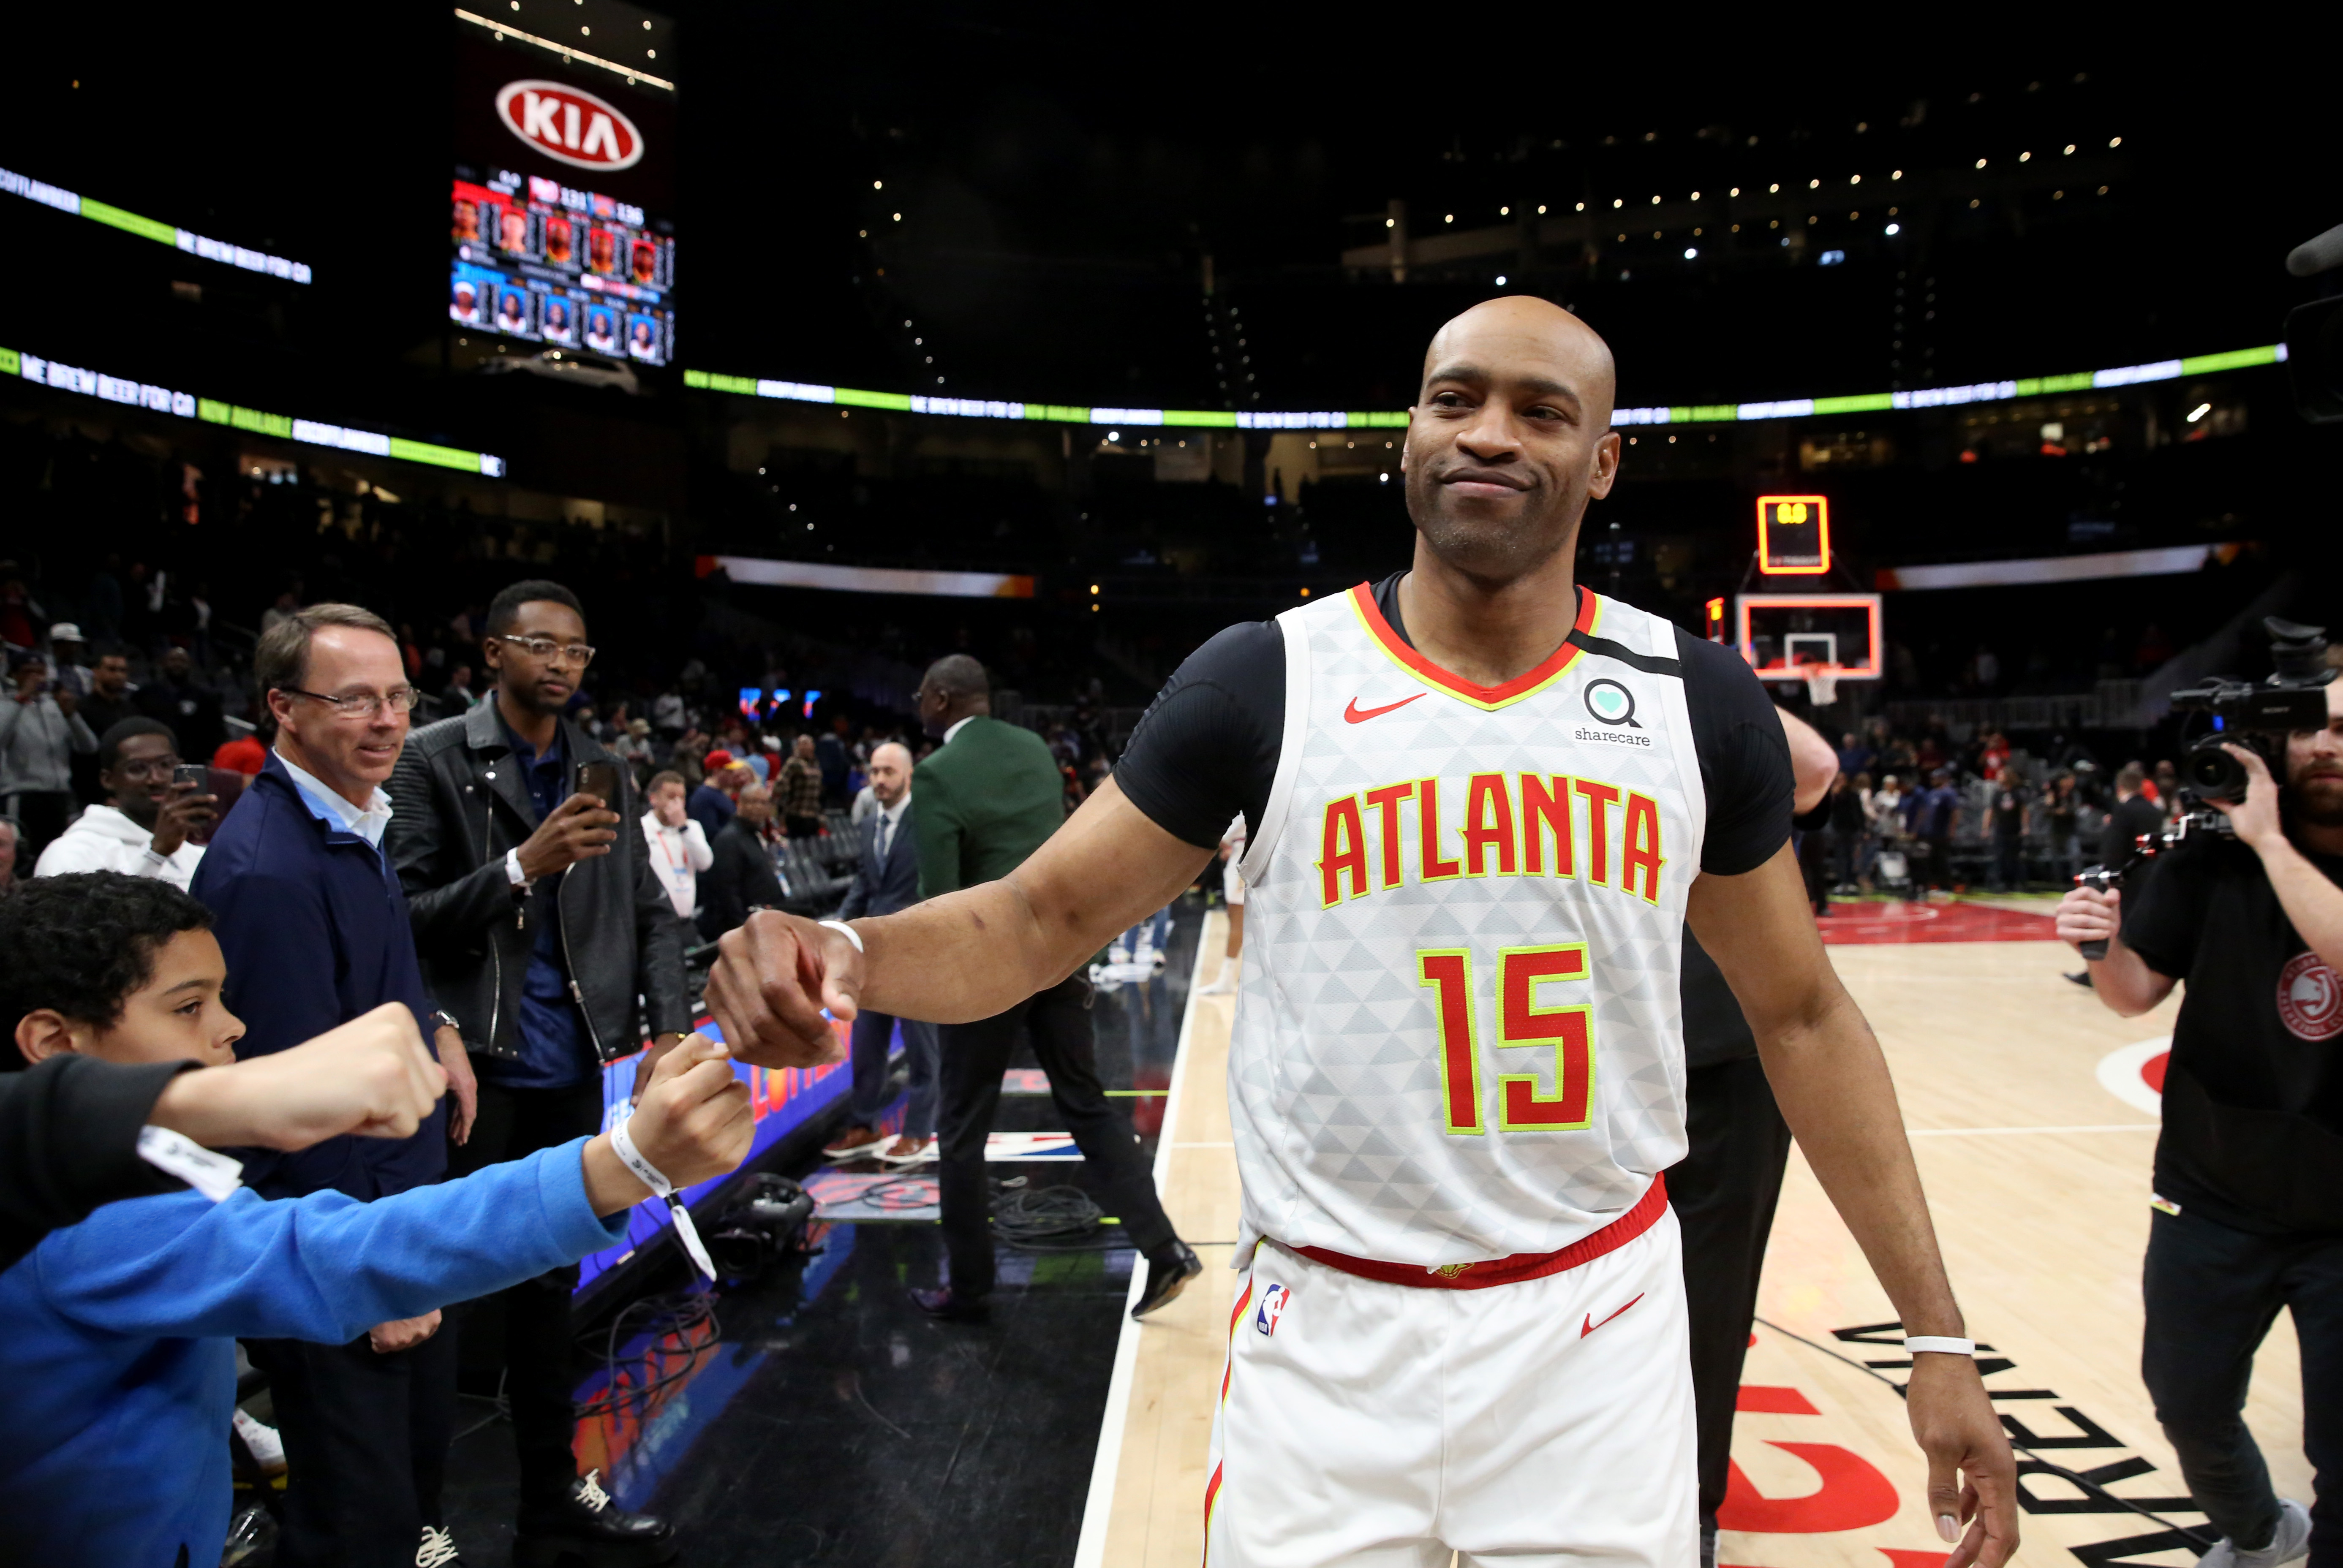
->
[1756,494,1831,575]
[450,173,674,365]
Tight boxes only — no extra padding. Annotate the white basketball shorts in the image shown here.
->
[1203,1207,1696,1568]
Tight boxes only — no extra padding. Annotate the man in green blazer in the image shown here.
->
[907,655,1198,1323]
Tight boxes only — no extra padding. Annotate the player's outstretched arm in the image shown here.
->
[1688,843,2018,1568]
[704,777,1214,1071]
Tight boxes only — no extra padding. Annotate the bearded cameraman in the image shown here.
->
[2057,680,2343,1568]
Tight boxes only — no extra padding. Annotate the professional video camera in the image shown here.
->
[2070,619,2336,958]
[2169,617,2337,805]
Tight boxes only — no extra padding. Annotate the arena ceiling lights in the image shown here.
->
[2,166,313,284]
[686,344,2285,431]
[2,347,508,478]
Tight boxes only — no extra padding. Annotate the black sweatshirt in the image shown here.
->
[0,1055,190,1269]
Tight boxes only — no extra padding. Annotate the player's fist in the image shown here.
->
[705,910,856,1071]
[625,1033,753,1190]
[151,1002,449,1151]
[2054,886,2119,951]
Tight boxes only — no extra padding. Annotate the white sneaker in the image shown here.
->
[1197,963,1238,995]
[416,1523,463,1568]
[231,1408,286,1475]
[2197,1499,2312,1568]
[1108,943,1131,965]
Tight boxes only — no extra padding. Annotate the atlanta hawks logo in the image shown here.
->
[2276,951,2343,1041]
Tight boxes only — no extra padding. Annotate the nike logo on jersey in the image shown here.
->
[1581,1292,1644,1338]
[1343,693,1426,724]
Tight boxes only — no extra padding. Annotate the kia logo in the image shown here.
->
[495,80,643,172]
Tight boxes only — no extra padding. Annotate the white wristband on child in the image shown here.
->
[818,919,864,953]
[610,1114,718,1281]
[1904,1336,1977,1356]
[137,1125,244,1203]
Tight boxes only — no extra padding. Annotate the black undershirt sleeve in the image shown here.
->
[1112,619,1286,849]
[0,1055,193,1270]
[1674,627,1797,875]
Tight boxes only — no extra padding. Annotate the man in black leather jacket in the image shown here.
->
[385,579,691,1565]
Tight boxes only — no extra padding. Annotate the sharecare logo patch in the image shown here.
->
[495,80,644,173]
[1255,1282,1290,1335]
[2277,951,2343,1040]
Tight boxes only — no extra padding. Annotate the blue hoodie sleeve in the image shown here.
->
[30,1139,627,1343]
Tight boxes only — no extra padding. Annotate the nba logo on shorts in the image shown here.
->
[1255,1283,1290,1336]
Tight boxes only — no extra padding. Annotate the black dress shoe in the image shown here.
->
[909,1284,990,1323]
[1132,1240,1203,1319]
[514,1470,677,1568]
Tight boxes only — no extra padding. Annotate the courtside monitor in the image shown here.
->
[1736,593,1883,680]
[1756,494,1831,574]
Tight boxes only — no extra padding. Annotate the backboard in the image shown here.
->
[1736,593,1883,680]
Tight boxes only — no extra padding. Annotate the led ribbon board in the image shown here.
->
[1,166,313,283]
[686,343,2284,430]
[1757,495,1831,574]
[1,347,506,477]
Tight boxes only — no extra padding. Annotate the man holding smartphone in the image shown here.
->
[32,718,215,888]
[387,579,692,1564]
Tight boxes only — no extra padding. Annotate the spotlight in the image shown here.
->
[1683,247,1697,260]
[2187,402,2212,423]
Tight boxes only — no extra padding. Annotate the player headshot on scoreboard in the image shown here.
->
[544,215,574,266]
[498,206,531,257]
[695,295,2021,1568]
[497,288,531,334]
[626,315,659,362]
[540,296,576,345]
[449,279,480,325]
[451,197,479,243]
[585,308,618,354]
[631,239,658,287]
[589,226,618,276]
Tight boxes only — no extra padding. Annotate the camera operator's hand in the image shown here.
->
[2207,743,2284,851]
[2055,886,2120,951]
[514,792,621,880]
[149,779,218,857]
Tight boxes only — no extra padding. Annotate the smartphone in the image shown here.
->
[576,759,622,807]
[172,764,221,845]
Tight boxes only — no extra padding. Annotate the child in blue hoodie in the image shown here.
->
[0,872,753,1566]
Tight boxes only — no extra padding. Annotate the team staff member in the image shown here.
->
[390,579,692,1565]
[901,655,1197,1322]
[2059,707,2343,1568]
[1673,709,1837,1568]
[190,603,466,1568]
[694,299,2014,1568]
[824,741,940,1165]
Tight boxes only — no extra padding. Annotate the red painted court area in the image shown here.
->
[1815,901,2058,945]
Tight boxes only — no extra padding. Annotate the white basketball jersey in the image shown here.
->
[1230,584,1705,1268]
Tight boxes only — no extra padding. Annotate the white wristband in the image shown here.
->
[505,847,532,889]
[818,919,864,953]
[137,1125,244,1203]
[1904,1336,1977,1356]
[608,1113,673,1195]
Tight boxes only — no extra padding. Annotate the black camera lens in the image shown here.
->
[2184,736,2249,803]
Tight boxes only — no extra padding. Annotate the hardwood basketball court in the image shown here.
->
[1078,905,2313,1568]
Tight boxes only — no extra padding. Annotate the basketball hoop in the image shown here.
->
[1802,667,1840,707]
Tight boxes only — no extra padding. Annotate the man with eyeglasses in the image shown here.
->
[388,578,691,1566]
[190,602,468,1568]
[33,717,215,889]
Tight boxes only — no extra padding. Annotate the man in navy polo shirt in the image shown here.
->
[193,602,471,1568]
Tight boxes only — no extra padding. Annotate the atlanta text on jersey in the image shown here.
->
[1315,772,1665,909]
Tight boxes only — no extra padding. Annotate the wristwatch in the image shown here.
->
[433,1010,463,1036]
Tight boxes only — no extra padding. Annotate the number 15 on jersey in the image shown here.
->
[1418,945,1594,1135]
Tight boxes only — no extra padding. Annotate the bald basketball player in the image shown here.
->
[691,298,2016,1568]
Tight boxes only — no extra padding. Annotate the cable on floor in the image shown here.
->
[572,1289,721,1422]
[1755,1315,2213,1550]
[990,1182,1116,1251]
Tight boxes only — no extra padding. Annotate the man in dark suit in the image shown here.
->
[699,781,786,940]
[822,741,939,1165]
[907,655,1198,1323]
